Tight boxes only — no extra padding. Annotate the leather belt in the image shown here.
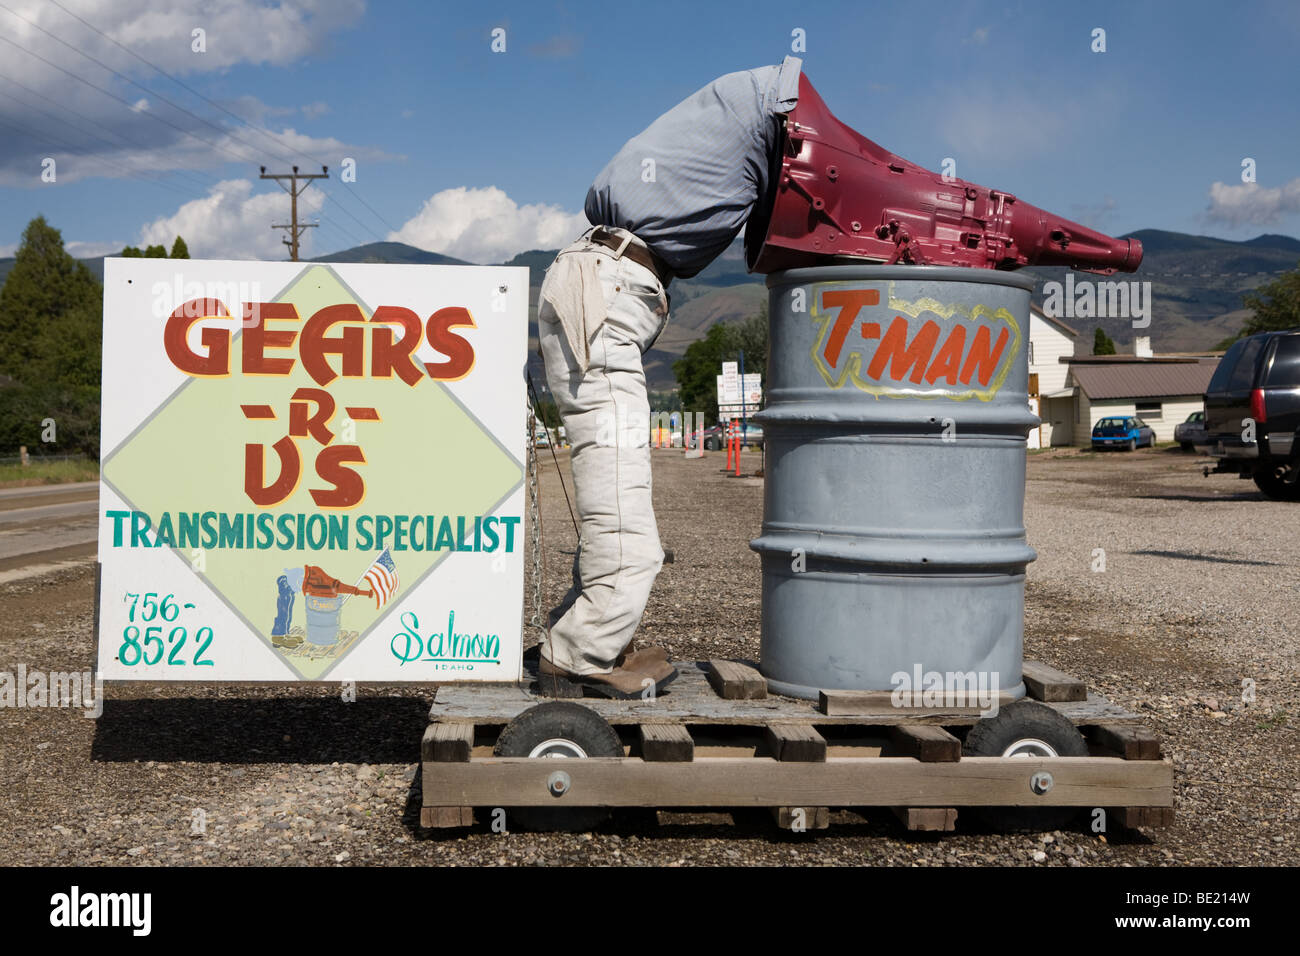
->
[588,226,674,286]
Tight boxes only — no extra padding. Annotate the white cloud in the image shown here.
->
[136,178,325,260]
[66,239,130,258]
[1206,179,1300,227]
[0,2,380,186]
[10,0,367,74]
[963,26,990,45]
[389,186,588,264]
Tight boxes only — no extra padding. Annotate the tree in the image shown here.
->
[1092,326,1117,355]
[673,303,769,423]
[1239,259,1300,338]
[0,216,103,457]
[0,216,101,380]
[122,236,190,259]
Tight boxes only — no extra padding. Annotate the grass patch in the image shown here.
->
[1255,708,1290,731]
[0,457,98,487]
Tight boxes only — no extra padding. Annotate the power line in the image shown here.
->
[0,8,390,254]
[0,112,198,202]
[0,32,261,166]
[42,0,403,238]
[0,2,276,168]
[0,70,227,196]
[0,27,379,250]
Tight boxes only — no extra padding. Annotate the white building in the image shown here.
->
[1026,305,1079,448]
[1025,306,1222,447]
[1061,356,1219,445]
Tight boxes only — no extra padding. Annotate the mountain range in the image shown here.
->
[2,230,1295,389]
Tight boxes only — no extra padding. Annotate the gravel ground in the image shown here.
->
[0,444,1296,866]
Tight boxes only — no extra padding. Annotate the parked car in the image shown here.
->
[1199,328,1300,500]
[1174,410,1208,451]
[533,425,550,447]
[700,424,726,450]
[1091,416,1155,451]
[701,422,764,450]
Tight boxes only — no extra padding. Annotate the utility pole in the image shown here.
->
[259,165,328,261]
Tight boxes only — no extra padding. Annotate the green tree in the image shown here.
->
[0,216,103,456]
[0,216,101,379]
[673,303,769,424]
[1092,326,1117,355]
[1239,259,1300,338]
[121,235,189,258]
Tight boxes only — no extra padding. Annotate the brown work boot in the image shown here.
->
[615,643,670,672]
[627,657,678,696]
[538,654,656,700]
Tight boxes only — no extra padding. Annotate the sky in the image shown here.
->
[0,0,1297,263]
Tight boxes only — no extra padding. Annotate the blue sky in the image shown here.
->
[1,0,1297,262]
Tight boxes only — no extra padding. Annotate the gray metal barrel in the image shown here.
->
[751,265,1038,700]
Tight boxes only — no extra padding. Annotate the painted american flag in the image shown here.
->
[362,549,399,610]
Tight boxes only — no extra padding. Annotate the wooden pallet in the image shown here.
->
[421,659,1173,834]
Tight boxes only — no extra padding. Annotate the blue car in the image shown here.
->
[1091,416,1155,451]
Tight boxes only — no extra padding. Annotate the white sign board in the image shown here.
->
[97,259,528,682]
[716,371,761,407]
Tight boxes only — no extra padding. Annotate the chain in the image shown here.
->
[525,395,545,636]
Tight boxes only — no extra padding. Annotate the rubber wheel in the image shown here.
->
[705,438,719,451]
[1126,438,1136,451]
[1253,471,1300,501]
[962,700,1090,832]
[492,701,622,832]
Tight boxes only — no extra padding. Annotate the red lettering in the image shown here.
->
[164,299,232,375]
[424,307,476,381]
[245,436,299,506]
[959,326,1010,386]
[370,305,424,386]
[301,304,366,386]
[241,302,299,376]
[311,446,367,508]
[867,317,941,384]
[820,289,880,369]
[925,326,967,386]
[289,387,336,445]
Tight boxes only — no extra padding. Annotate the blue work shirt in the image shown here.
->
[584,56,802,279]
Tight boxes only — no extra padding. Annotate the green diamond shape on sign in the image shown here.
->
[103,264,524,679]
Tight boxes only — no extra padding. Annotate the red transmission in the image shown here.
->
[745,74,1142,276]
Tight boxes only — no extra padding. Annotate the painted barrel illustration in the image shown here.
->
[751,266,1038,700]
[303,594,343,646]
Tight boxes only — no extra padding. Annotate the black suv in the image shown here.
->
[1199,328,1300,500]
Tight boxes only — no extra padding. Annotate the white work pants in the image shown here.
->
[537,227,670,675]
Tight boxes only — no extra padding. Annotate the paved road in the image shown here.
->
[0,481,98,580]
